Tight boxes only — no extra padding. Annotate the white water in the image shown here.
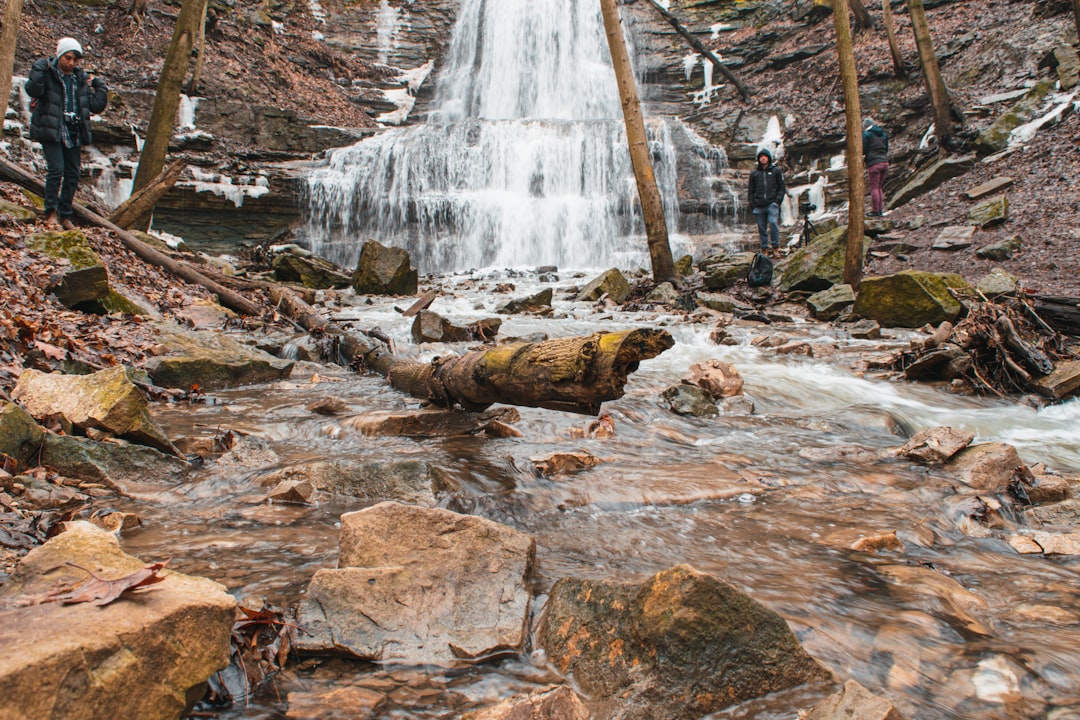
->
[304,0,734,273]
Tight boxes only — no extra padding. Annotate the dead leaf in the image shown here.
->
[33,559,170,607]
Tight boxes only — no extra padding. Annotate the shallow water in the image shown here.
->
[116,269,1080,719]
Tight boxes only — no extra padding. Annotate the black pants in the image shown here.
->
[41,141,82,218]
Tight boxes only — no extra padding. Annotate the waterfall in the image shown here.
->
[304,0,734,273]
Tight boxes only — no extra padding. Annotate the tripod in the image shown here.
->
[798,212,817,249]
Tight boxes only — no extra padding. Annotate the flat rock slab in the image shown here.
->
[298,502,535,666]
[145,323,294,391]
[965,176,1014,200]
[0,522,235,720]
[932,226,976,250]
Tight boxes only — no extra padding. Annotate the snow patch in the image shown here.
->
[756,115,785,162]
[186,168,271,207]
[1009,91,1076,147]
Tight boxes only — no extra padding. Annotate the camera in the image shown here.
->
[799,200,816,214]
[63,111,80,127]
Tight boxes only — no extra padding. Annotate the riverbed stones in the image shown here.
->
[662,383,718,417]
[497,287,553,314]
[13,366,179,456]
[946,442,1024,491]
[0,522,235,720]
[853,271,970,328]
[895,426,974,465]
[352,239,419,295]
[298,502,535,665]
[461,686,589,720]
[25,229,110,307]
[257,459,444,505]
[807,283,855,320]
[40,431,190,492]
[684,359,744,398]
[577,268,631,303]
[341,407,520,438]
[805,679,905,720]
[145,323,294,391]
[537,564,831,719]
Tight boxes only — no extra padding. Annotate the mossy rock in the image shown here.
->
[854,271,972,328]
[0,200,36,223]
[25,230,109,306]
[0,401,46,466]
[576,268,631,303]
[780,226,869,293]
[974,79,1057,156]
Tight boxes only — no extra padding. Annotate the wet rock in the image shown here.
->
[888,154,976,207]
[780,226,867,293]
[646,281,679,303]
[285,686,386,719]
[1024,498,1080,525]
[461,686,589,720]
[298,502,535,665]
[537,564,831,720]
[684,359,743,398]
[531,451,603,477]
[824,528,905,554]
[266,478,315,504]
[1017,531,1080,555]
[700,250,756,291]
[173,298,237,329]
[807,283,855,320]
[40,432,190,492]
[411,309,473,343]
[88,509,143,535]
[576,268,631,303]
[497,288,553,314]
[1012,603,1080,625]
[1022,471,1071,504]
[340,407,520,438]
[0,401,47,466]
[352,239,418,296]
[1008,535,1046,554]
[976,267,1019,298]
[895,426,975,465]
[964,176,1014,200]
[146,323,294,391]
[258,459,442,506]
[272,251,352,289]
[775,340,812,356]
[306,397,351,415]
[13,366,179,456]
[662,383,718,417]
[847,319,882,339]
[975,235,1022,261]
[805,679,905,720]
[903,346,972,381]
[854,271,970,328]
[798,446,889,464]
[1031,359,1080,400]
[947,442,1024,491]
[968,194,1008,227]
[877,564,989,636]
[931,226,975,251]
[697,291,750,313]
[719,395,755,414]
[25,229,110,307]
[0,522,235,720]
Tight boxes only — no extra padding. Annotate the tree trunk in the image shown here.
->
[881,0,907,78]
[0,0,24,115]
[189,0,210,93]
[643,0,751,101]
[599,0,676,285]
[908,0,953,144]
[269,287,674,416]
[108,159,187,229]
[0,155,262,317]
[130,0,205,229]
[1073,0,1080,51]
[847,0,874,31]
[833,0,866,288]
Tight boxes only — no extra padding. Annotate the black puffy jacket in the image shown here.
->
[25,57,108,146]
[748,150,786,209]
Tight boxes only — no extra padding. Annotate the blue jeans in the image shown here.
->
[41,141,82,218]
[753,203,780,250]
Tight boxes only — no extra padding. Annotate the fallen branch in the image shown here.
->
[108,158,187,230]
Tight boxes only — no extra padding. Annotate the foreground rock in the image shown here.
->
[352,239,419,295]
[854,271,971,328]
[298,502,535,665]
[806,680,905,720]
[0,522,235,720]
[13,366,179,456]
[538,564,831,719]
[462,686,590,720]
[25,229,110,307]
[145,323,294,391]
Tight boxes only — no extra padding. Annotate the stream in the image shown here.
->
[111,269,1080,720]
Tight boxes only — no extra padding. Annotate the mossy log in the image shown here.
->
[269,287,673,415]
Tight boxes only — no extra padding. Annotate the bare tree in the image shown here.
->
[0,0,24,115]
[599,0,676,284]
[881,0,907,78]
[188,0,209,93]
[848,0,874,32]
[1073,0,1080,48]
[129,0,205,230]
[908,0,954,145]
[833,0,866,288]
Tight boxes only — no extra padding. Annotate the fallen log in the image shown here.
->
[269,286,674,415]
[1032,295,1080,337]
[107,159,187,230]
[0,155,262,317]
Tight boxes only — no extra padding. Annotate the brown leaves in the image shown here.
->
[32,560,169,607]
[202,602,300,708]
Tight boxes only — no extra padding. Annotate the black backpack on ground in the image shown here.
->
[747,252,773,288]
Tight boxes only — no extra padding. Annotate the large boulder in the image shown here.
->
[576,268,631,303]
[272,250,352,289]
[947,442,1024,492]
[887,154,976,208]
[352,239,418,295]
[780,226,868,293]
[807,283,856,320]
[25,229,110,307]
[854,271,971,328]
[144,323,294,391]
[538,564,831,719]
[298,502,535,665]
[0,522,235,720]
[13,366,178,456]
[700,251,755,291]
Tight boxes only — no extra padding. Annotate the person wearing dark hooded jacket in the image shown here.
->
[747,148,786,256]
[24,37,108,230]
[862,117,889,216]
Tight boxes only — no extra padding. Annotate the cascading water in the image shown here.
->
[304,0,735,273]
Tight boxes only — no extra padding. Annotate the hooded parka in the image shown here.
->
[25,57,108,146]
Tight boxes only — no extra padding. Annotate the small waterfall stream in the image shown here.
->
[303,0,735,273]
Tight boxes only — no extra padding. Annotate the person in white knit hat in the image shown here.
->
[24,37,108,230]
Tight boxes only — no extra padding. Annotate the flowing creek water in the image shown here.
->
[109,271,1080,720]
